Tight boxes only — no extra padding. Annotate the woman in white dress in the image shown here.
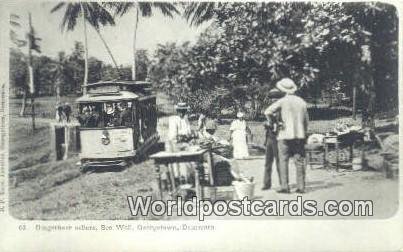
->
[229,112,251,159]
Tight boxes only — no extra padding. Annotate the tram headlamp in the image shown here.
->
[101,130,110,145]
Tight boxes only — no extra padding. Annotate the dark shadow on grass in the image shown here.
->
[85,166,126,174]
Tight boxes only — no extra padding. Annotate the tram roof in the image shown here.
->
[84,80,151,87]
[76,91,140,103]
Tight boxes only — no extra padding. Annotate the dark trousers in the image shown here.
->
[263,135,280,188]
[278,139,306,191]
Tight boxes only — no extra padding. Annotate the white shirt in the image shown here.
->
[264,94,309,140]
[168,115,192,141]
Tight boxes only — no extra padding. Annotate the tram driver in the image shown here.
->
[118,101,132,126]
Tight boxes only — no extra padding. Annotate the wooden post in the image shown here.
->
[49,123,57,160]
[155,165,163,199]
[335,140,339,172]
[194,166,200,199]
[206,150,214,186]
[50,122,80,161]
[352,86,357,120]
[30,97,35,130]
[63,126,69,160]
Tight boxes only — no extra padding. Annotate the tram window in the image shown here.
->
[102,101,133,127]
[78,104,102,128]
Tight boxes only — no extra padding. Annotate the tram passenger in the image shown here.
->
[119,101,132,126]
[79,106,98,127]
[90,105,101,127]
[63,103,72,123]
[105,103,120,127]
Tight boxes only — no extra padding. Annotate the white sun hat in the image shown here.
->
[276,78,297,94]
[174,102,190,111]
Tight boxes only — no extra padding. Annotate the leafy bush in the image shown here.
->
[151,2,398,119]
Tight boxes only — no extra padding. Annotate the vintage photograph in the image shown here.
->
[7,1,399,220]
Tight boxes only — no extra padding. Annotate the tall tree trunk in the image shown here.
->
[30,96,35,130]
[55,80,61,104]
[352,85,357,120]
[80,3,88,95]
[28,12,35,130]
[93,27,121,78]
[19,89,27,116]
[132,6,139,81]
[250,98,257,120]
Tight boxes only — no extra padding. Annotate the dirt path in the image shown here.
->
[9,155,398,220]
[234,159,398,219]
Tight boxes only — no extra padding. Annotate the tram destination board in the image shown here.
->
[87,84,120,94]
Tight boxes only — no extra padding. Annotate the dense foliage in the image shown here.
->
[10,42,150,97]
[10,2,398,119]
[150,2,398,118]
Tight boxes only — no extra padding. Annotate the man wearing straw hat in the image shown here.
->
[167,102,193,184]
[264,78,309,193]
[168,102,192,143]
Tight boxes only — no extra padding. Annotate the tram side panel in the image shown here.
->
[79,128,135,160]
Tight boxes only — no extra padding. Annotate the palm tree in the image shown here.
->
[51,2,118,94]
[107,2,179,81]
[10,13,29,116]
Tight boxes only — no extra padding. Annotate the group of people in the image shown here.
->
[167,78,309,194]
[77,102,132,128]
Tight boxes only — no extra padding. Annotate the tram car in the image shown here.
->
[75,80,159,171]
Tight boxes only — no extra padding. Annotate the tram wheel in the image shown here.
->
[79,166,88,173]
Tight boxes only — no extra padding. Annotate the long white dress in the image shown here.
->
[230,119,249,159]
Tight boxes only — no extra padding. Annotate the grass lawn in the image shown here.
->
[10,95,79,119]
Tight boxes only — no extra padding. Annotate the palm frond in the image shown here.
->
[151,3,179,18]
[139,3,152,17]
[107,2,134,17]
[184,2,215,26]
[106,2,178,18]
[62,4,81,31]
[86,3,115,30]
[51,2,66,13]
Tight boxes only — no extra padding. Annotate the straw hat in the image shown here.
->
[276,78,297,94]
[267,88,284,99]
[237,112,245,118]
[82,106,90,113]
[175,102,190,111]
[106,104,114,115]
